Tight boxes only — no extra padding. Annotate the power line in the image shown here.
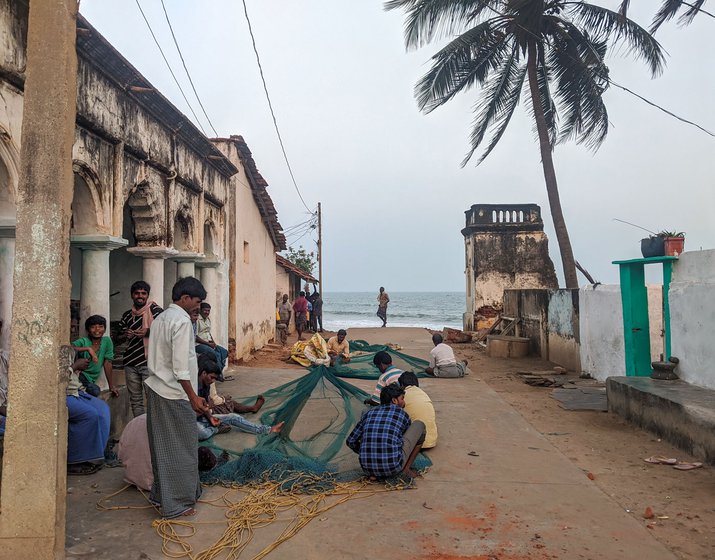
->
[468,0,715,139]
[159,0,219,137]
[240,0,312,212]
[134,0,207,135]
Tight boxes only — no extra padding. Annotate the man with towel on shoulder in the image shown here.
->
[119,281,163,417]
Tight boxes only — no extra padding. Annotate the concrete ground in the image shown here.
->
[66,327,680,559]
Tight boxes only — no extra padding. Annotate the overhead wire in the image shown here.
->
[134,0,207,135]
[471,0,715,139]
[159,0,219,137]
[240,0,313,212]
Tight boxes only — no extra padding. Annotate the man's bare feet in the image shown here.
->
[270,421,285,433]
[251,395,265,413]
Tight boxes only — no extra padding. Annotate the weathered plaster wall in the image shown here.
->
[579,284,663,381]
[214,140,277,359]
[464,225,558,330]
[669,250,715,390]
[502,288,581,370]
[547,289,581,372]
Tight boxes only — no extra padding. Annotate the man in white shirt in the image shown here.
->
[195,302,229,376]
[145,276,209,519]
[425,333,467,378]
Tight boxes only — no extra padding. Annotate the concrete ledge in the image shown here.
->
[607,376,715,464]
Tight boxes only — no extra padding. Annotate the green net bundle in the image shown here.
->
[326,339,430,380]
[201,362,432,489]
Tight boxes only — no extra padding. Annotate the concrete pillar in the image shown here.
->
[127,246,178,308]
[174,251,202,281]
[0,227,15,350]
[0,1,79,557]
[71,235,128,328]
[197,256,221,343]
[177,260,195,278]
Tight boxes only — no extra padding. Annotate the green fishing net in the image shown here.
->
[201,360,432,489]
[328,340,430,380]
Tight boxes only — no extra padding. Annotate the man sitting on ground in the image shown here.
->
[67,354,111,475]
[197,354,265,416]
[327,329,351,366]
[72,315,120,397]
[195,359,283,440]
[346,383,425,479]
[118,412,229,492]
[399,371,437,449]
[425,333,467,378]
[367,350,403,404]
[195,303,229,376]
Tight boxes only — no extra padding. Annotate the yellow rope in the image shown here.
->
[98,471,412,560]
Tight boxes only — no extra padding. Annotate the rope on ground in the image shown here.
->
[151,471,405,560]
[97,470,418,560]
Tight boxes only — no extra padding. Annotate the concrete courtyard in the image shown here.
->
[65,327,681,559]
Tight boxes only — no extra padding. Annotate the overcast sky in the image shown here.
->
[81,1,714,292]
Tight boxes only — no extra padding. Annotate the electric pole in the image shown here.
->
[317,202,323,293]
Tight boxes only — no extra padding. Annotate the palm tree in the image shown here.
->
[385,0,665,288]
[619,0,713,32]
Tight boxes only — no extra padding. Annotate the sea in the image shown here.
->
[321,292,465,331]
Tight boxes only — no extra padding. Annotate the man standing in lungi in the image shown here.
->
[377,286,390,328]
[145,276,209,518]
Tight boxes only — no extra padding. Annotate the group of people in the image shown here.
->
[277,286,323,343]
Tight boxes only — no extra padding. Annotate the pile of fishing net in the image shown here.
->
[201,353,431,490]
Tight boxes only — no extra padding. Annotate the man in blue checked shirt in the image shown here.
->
[346,383,426,479]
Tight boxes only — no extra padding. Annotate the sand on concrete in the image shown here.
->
[65,327,712,559]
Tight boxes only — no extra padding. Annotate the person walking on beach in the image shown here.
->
[145,276,209,519]
[377,287,390,327]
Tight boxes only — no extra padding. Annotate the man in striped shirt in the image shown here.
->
[118,281,163,417]
[368,351,403,404]
[346,383,425,479]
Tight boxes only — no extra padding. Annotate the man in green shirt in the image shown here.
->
[72,315,119,398]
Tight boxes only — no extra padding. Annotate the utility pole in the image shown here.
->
[317,202,323,293]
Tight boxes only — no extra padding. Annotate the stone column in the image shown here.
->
[197,256,221,343]
[127,246,178,308]
[0,1,79,557]
[0,226,15,350]
[174,251,202,280]
[71,235,128,329]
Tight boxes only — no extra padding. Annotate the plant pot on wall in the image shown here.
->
[664,236,685,256]
[641,237,665,258]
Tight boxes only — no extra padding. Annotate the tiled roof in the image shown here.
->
[75,16,238,178]
[276,254,318,284]
[213,136,287,251]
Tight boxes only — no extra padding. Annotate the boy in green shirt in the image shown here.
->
[72,315,119,398]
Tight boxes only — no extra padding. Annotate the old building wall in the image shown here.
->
[0,4,237,347]
[462,204,558,330]
[212,139,282,359]
[669,249,715,390]
[579,284,663,381]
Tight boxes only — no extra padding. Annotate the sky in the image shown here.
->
[80,1,714,292]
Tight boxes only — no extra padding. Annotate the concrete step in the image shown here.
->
[607,376,715,464]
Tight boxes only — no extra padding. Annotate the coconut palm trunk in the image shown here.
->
[526,40,579,289]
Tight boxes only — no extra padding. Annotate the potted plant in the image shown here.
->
[640,234,665,258]
[659,231,685,257]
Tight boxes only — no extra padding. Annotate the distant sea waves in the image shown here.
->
[321,292,465,331]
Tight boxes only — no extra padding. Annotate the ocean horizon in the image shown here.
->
[321,291,465,331]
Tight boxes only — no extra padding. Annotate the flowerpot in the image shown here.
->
[641,237,664,258]
[664,237,684,257]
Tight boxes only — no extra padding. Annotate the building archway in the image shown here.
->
[0,149,18,350]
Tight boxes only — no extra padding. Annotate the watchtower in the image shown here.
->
[462,204,558,330]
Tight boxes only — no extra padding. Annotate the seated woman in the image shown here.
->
[66,353,111,475]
